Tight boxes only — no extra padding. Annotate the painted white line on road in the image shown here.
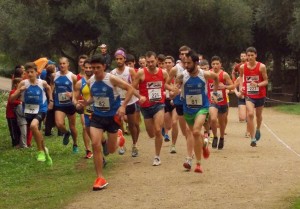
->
[263,122,300,158]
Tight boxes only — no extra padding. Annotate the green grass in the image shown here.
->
[0,91,120,209]
[274,104,300,115]
[292,199,300,209]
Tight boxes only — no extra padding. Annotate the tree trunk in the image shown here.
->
[272,50,283,93]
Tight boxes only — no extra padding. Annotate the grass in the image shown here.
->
[271,103,300,208]
[0,91,120,209]
[273,104,300,115]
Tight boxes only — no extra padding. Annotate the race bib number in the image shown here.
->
[24,104,39,114]
[94,96,110,111]
[58,92,71,104]
[247,83,259,95]
[86,105,94,113]
[148,89,162,102]
[210,90,224,102]
[186,94,202,107]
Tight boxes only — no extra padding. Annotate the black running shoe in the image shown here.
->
[218,138,224,150]
[212,137,218,149]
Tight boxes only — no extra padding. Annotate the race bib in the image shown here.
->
[186,94,202,107]
[24,104,39,114]
[247,83,259,95]
[148,89,162,102]
[210,90,224,102]
[94,96,110,111]
[86,105,94,113]
[58,92,71,104]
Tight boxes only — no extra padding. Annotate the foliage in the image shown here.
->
[0,91,120,209]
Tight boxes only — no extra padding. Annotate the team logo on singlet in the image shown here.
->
[246,76,259,82]
[147,81,162,88]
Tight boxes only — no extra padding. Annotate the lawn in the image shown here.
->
[274,104,300,115]
[0,91,120,209]
[273,103,300,209]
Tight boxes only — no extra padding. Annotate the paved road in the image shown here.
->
[0,76,11,91]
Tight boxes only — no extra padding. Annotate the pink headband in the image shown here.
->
[114,50,126,58]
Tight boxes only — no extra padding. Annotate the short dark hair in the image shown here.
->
[199,59,209,66]
[157,54,166,62]
[179,45,191,52]
[79,54,88,60]
[13,66,24,78]
[90,54,106,65]
[246,47,257,54]
[145,51,157,58]
[186,50,199,62]
[211,56,222,63]
[83,58,91,66]
[126,54,135,63]
[165,55,175,63]
[24,62,38,71]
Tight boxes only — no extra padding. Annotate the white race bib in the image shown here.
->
[24,104,39,114]
[186,94,202,107]
[94,97,110,111]
[210,90,224,102]
[58,92,71,104]
[148,89,162,102]
[247,83,259,95]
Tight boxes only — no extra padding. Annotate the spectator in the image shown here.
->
[99,44,112,72]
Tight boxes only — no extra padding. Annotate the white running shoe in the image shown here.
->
[152,157,161,166]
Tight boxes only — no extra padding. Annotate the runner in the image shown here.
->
[78,54,134,190]
[167,46,194,169]
[138,56,147,69]
[164,55,179,153]
[111,49,140,157]
[208,56,234,150]
[73,58,93,159]
[132,51,171,166]
[232,52,247,82]
[178,50,218,172]
[52,57,78,153]
[10,62,53,165]
[239,47,268,147]
[234,76,250,137]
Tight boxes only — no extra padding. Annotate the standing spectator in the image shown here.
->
[6,78,22,147]
[99,44,112,72]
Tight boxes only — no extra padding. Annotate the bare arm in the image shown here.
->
[43,80,54,110]
[10,81,25,102]
[223,72,234,90]
[258,64,268,87]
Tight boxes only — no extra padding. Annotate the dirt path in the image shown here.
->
[0,76,11,91]
[66,107,300,209]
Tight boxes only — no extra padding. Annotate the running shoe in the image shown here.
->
[45,147,53,166]
[152,157,161,166]
[250,138,257,147]
[131,146,139,157]
[161,128,165,136]
[218,138,224,150]
[255,129,261,141]
[73,145,79,153]
[164,134,170,142]
[183,157,192,170]
[86,150,93,159]
[212,136,218,149]
[118,147,126,155]
[194,163,203,173]
[102,140,109,156]
[93,177,108,191]
[118,129,126,147]
[203,142,210,159]
[37,151,46,162]
[63,130,71,145]
[170,145,176,154]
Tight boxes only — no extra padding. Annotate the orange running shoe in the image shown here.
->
[203,146,210,159]
[93,177,108,191]
[194,163,203,173]
[85,150,93,159]
[118,129,126,147]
